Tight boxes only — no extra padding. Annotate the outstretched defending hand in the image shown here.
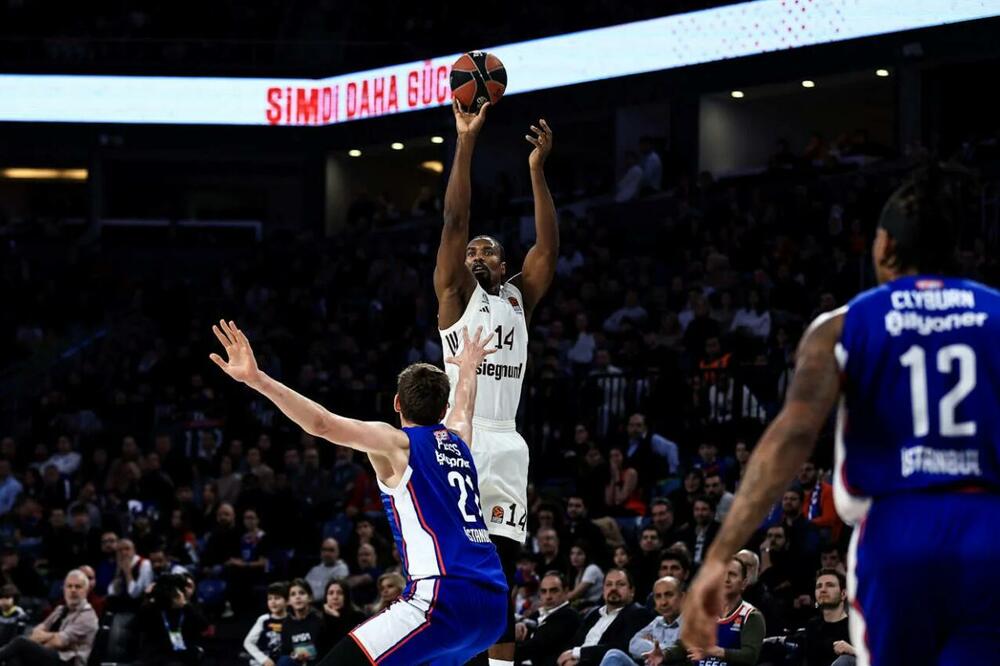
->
[209,319,262,389]
[453,97,490,137]
[445,325,497,371]
[526,118,553,170]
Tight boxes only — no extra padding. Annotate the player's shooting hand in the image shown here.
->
[453,98,489,137]
[680,557,726,655]
[210,319,262,389]
[445,325,497,371]
[526,119,553,170]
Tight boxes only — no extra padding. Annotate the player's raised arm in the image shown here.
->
[435,99,488,319]
[443,326,496,446]
[514,118,558,319]
[210,319,405,455]
[680,309,845,652]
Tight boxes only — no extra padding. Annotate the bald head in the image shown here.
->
[652,576,684,621]
[736,549,760,585]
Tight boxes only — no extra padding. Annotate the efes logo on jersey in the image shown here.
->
[434,429,451,446]
[507,296,523,313]
[915,279,944,290]
[490,506,504,524]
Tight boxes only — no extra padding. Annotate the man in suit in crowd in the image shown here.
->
[515,572,581,666]
[555,568,655,665]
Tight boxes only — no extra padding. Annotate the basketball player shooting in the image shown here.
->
[210,320,509,665]
[680,167,1000,665]
[435,99,557,666]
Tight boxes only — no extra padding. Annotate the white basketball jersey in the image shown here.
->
[440,281,528,423]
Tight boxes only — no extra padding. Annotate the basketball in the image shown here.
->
[450,51,507,113]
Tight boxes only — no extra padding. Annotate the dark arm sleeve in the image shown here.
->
[722,610,765,665]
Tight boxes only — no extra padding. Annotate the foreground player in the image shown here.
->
[210,321,507,665]
[435,100,557,665]
[681,166,1000,665]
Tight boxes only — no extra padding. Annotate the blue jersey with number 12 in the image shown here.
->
[834,275,1000,524]
[378,425,506,589]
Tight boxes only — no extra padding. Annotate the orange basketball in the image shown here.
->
[450,51,507,113]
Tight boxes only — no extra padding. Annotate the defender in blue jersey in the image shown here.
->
[683,166,1000,666]
[210,322,507,665]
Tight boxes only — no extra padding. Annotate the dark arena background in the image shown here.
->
[1,1,999,665]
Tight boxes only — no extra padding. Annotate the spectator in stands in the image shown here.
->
[514,552,542,619]
[733,440,752,488]
[615,152,644,203]
[568,313,598,369]
[649,498,681,548]
[316,579,365,655]
[0,569,98,666]
[798,460,842,543]
[605,448,645,517]
[564,496,608,568]
[345,543,381,607]
[0,584,28,647]
[603,290,648,334]
[625,413,679,482]
[692,441,736,488]
[669,470,704,531]
[215,455,242,505]
[534,527,568,575]
[40,508,74,580]
[758,524,813,628]
[686,558,764,665]
[801,570,855,666]
[77,565,105,617]
[305,538,350,599]
[0,461,22,517]
[64,505,100,572]
[704,472,735,523]
[149,544,187,580]
[657,552,690,589]
[366,572,404,615]
[106,537,154,611]
[680,496,719,567]
[776,488,821,560]
[737,548,784,639]
[730,288,771,341]
[639,136,663,193]
[229,509,269,595]
[93,532,119,597]
[515,572,581,666]
[602,575,685,666]
[244,581,288,666]
[820,545,846,576]
[134,572,208,666]
[201,503,240,575]
[344,516,389,567]
[279,579,322,665]
[566,542,604,609]
[577,445,608,518]
[633,527,663,602]
[556,568,655,665]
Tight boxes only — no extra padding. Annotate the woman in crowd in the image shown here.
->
[566,541,604,609]
[316,579,365,656]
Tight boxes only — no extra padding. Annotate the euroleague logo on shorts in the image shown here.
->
[490,506,505,524]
